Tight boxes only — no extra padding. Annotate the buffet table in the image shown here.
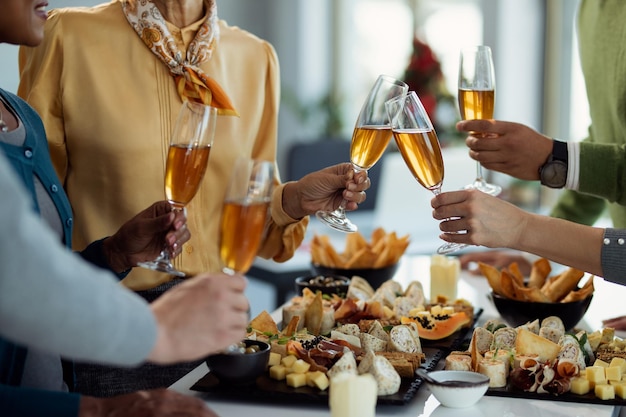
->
[170,255,626,417]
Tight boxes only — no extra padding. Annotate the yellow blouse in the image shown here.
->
[18,1,308,290]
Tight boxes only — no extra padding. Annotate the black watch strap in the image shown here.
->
[551,139,568,164]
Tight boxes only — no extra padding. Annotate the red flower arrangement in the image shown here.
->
[402,37,445,125]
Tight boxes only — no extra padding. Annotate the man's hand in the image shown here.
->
[103,201,190,272]
[148,272,249,364]
[79,389,217,417]
[457,119,553,181]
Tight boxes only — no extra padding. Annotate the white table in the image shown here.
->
[171,255,625,417]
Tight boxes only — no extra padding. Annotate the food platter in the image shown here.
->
[485,383,626,406]
[191,309,483,406]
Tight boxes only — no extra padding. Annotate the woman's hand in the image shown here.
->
[148,272,249,363]
[282,162,370,219]
[103,201,191,272]
[431,189,528,248]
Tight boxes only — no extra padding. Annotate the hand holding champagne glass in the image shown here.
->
[385,91,467,254]
[138,101,217,277]
[458,45,501,196]
[219,157,274,275]
[316,74,408,233]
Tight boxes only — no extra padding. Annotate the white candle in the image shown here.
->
[329,373,377,417]
[430,255,460,302]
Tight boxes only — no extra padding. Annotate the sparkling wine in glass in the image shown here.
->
[138,101,217,277]
[386,91,467,254]
[458,45,501,196]
[219,157,274,275]
[315,74,408,233]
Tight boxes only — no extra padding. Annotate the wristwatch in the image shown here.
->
[539,140,568,189]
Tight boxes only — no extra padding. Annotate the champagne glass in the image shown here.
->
[316,74,408,233]
[458,45,502,196]
[386,91,467,254]
[138,101,217,277]
[219,157,274,275]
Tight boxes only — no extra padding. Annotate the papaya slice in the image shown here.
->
[400,311,471,340]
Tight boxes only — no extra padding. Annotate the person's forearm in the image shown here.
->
[0,157,156,365]
[516,214,604,276]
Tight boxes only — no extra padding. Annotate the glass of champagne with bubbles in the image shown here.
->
[138,101,217,277]
[385,91,467,254]
[316,74,408,233]
[219,157,274,275]
[458,45,501,196]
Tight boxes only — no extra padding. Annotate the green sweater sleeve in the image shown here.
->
[550,189,606,226]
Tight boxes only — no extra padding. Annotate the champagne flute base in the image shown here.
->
[464,179,502,196]
[137,258,187,278]
[437,241,468,255]
[315,209,358,233]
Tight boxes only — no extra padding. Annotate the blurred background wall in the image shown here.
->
[0,0,592,315]
[0,0,587,208]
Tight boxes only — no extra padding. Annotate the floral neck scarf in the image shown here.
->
[122,0,237,115]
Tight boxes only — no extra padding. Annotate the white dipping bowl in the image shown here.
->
[424,370,489,408]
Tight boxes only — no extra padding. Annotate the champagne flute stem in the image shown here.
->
[475,162,485,182]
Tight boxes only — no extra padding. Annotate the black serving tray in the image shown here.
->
[190,308,483,406]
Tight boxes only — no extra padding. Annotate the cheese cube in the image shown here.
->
[306,371,330,391]
[570,377,591,395]
[306,371,323,387]
[269,365,287,381]
[610,357,626,374]
[594,359,610,368]
[614,382,626,399]
[595,384,615,400]
[430,305,442,315]
[286,372,307,388]
[281,354,297,367]
[601,328,615,344]
[291,359,311,374]
[587,366,607,382]
[268,352,281,367]
[441,306,455,316]
[606,366,622,382]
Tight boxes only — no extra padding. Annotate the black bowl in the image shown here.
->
[311,262,399,291]
[205,339,270,385]
[488,291,593,331]
[294,274,350,297]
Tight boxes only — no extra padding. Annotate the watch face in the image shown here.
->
[541,161,567,188]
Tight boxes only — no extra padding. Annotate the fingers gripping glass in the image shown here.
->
[385,91,467,255]
[458,45,501,196]
[137,102,217,277]
[315,75,408,233]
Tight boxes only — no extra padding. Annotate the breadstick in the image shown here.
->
[543,267,584,302]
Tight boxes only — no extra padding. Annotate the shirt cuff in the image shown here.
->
[79,238,131,280]
[565,140,580,190]
[600,228,626,285]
